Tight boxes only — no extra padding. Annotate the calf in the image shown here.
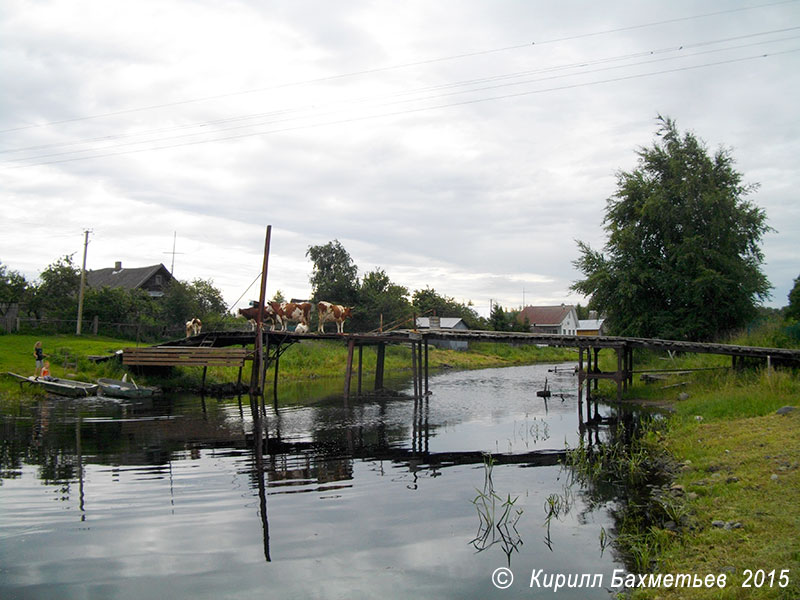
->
[317,301,353,334]
[275,302,312,331]
[185,317,202,337]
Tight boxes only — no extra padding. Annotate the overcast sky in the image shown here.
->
[2,0,798,317]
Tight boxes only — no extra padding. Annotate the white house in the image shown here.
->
[517,305,580,335]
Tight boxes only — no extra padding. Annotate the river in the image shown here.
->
[1,363,629,599]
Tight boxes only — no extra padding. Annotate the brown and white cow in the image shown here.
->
[237,303,281,331]
[185,317,202,337]
[275,302,312,332]
[317,301,353,334]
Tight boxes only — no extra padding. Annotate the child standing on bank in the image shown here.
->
[34,341,48,379]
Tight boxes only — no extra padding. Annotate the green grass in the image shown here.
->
[0,333,133,397]
[0,333,579,401]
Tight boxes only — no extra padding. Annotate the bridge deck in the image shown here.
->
[169,328,800,363]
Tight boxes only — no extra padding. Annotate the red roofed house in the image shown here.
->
[517,304,579,335]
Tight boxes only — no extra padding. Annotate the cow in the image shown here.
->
[185,317,202,337]
[317,301,353,334]
[294,323,309,334]
[237,303,281,331]
[275,301,312,332]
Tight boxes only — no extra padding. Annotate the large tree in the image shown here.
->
[572,116,772,341]
[306,239,359,304]
[411,286,483,329]
[358,268,411,331]
[28,255,81,319]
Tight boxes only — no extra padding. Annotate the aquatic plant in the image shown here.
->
[470,453,524,565]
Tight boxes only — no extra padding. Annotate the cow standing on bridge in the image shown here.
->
[185,318,202,337]
[237,303,280,331]
[275,301,312,331]
[317,301,353,334]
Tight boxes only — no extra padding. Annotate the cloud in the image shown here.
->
[2,0,798,315]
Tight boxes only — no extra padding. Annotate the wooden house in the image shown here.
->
[86,261,173,298]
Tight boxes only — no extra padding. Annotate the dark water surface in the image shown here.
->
[1,364,625,599]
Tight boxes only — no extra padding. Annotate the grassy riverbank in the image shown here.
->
[588,351,800,599]
[0,333,576,398]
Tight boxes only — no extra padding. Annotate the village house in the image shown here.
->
[86,261,172,297]
[415,316,469,351]
[517,304,580,335]
[577,311,606,336]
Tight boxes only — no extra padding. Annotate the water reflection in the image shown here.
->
[0,363,634,599]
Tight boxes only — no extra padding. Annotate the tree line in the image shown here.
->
[0,255,227,339]
[4,117,798,343]
[0,244,495,338]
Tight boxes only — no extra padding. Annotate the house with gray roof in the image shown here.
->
[86,261,172,297]
[415,316,469,351]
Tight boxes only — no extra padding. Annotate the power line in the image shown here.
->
[4,26,797,159]
[4,47,798,169]
[1,0,796,134]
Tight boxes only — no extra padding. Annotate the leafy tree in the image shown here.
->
[29,255,81,318]
[787,274,800,321]
[306,240,359,304]
[159,278,228,328]
[572,116,772,341]
[358,268,411,331]
[411,286,483,329]
[160,279,194,327]
[187,278,227,317]
[83,286,135,324]
[0,262,28,317]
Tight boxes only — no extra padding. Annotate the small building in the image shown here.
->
[86,261,173,298]
[517,304,579,335]
[577,318,606,336]
[415,316,469,351]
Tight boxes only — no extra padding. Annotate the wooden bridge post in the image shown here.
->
[411,341,419,398]
[578,347,584,407]
[250,225,272,396]
[344,339,356,398]
[375,343,386,391]
[423,339,429,395]
[357,344,363,396]
[616,347,624,402]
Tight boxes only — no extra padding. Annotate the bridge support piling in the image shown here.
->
[375,343,386,391]
[578,347,585,408]
[411,341,419,398]
[357,344,363,396]
[344,339,356,398]
[424,339,429,395]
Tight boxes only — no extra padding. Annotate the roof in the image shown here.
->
[517,305,575,326]
[416,317,468,330]
[87,264,171,291]
[578,319,605,330]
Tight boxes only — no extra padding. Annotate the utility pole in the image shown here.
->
[164,231,184,275]
[76,229,91,335]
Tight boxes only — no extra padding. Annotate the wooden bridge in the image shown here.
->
[122,327,800,402]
